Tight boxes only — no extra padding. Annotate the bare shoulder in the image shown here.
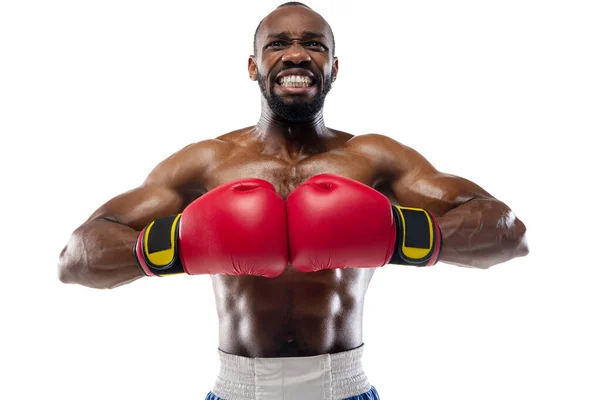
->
[143,138,233,192]
[327,128,355,142]
[346,133,407,153]
[349,134,494,205]
[345,133,437,176]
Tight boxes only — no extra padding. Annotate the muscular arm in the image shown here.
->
[356,134,529,269]
[58,186,186,289]
[58,141,219,289]
[396,173,528,268]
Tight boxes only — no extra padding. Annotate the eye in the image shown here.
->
[267,41,287,48]
[305,41,326,50]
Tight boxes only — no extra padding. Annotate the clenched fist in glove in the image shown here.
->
[135,178,288,277]
[286,174,442,272]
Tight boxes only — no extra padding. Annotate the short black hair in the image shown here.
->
[253,2,335,56]
[279,1,311,8]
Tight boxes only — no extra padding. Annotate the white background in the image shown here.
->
[1,0,599,399]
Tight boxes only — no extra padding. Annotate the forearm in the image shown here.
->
[58,219,143,289]
[437,198,528,268]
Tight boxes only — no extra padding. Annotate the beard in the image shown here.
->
[258,69,333,123]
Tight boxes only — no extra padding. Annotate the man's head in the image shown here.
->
[249,2,338,123]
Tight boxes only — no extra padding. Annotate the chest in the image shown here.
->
[204,150,379,199]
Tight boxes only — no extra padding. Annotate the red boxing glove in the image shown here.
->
[135,178,288,277]
[287,174,442,272]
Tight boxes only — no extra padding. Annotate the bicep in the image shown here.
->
[87,184,186,231]
[392,171,493,214]
[86,140,220,229]
[388,146,493,215]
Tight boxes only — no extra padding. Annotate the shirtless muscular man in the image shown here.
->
[58,2,529,399]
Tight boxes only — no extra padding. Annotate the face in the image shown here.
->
[249,6,338,122]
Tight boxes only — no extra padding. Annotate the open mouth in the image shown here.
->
[276,75,316,88]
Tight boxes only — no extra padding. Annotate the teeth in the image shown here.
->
[279,75,312,87]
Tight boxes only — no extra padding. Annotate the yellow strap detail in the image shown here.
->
[158,272,185,277]
[143,214,182,267]
[394,206,434,259]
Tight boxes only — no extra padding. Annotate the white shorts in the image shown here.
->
[211,344,372,400]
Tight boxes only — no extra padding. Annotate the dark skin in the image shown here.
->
[58,5,528,358]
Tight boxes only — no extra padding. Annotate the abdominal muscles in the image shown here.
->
[211,266,374,357]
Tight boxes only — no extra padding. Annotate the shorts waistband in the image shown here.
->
[212,345,371,400]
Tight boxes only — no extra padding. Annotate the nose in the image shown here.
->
[281,42,311,65]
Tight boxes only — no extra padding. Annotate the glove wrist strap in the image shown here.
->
[134,214,186,277]
[389,206,442,267]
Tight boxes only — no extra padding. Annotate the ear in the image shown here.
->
[248,56,258,81]
[332,57,339,81]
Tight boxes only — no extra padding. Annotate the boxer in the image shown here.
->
[58,2,529,399]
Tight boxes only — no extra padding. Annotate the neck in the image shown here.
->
[253,104,333,158]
